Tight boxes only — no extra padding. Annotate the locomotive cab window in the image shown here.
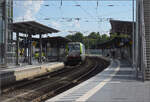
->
[68,44,80,52]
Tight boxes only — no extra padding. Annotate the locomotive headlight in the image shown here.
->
[66,55,68,57]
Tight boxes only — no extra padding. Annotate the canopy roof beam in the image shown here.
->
[10,21,59,35]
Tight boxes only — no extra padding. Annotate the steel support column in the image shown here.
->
[135,0,139,79]
[39,34,42,63]
[4,1,8,66]
[45,43,48,62]
[57,40,60,61]
[132,0,136,69]
[28,34,30,64]
[29,34,32,65]
[28,34,32,65]
[16,32,19,65]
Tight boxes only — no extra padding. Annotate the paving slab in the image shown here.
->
[47,60,150,102]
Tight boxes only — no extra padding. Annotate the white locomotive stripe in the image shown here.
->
[75,60,120,102]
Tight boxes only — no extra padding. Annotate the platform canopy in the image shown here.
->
[10,21,59,35]
[98,19,134,49]
[110,20,135,36]
[10,21,59,65]
[19,36,71,46]
[97,37,131,49]
[38,36,71,44]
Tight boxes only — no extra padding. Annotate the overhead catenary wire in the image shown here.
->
[97,0,99,8]
[95,0,102,32]
[13,2,132,7]
[14,0,132,1]
[13,0,134,35]
[74,1,95,19]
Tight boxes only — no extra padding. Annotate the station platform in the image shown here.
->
[0,62,64,86]
[47,60,150,102]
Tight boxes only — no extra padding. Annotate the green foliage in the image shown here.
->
[110,33,130,39]
[66,32,84,43]
[88,32,100,39]
[66,32,110,49]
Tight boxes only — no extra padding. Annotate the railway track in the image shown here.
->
[1,56,110,102]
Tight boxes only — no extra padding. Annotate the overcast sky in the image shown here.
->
[13,0,135,37]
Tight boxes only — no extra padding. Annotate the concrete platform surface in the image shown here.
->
[0,62,62,72]
[0,62,64,86]
[47,60,150,102]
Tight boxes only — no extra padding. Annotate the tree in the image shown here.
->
[101,34,109,42]
[66,35,74,40]
[74,32,84,42]
[65,32,110,49]
[88,32,100,39]
[66,32,84,42]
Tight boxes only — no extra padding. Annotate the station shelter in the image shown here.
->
[98,37,132,60]
[20,36,71,62]
[98,20,135,63]
[10,21,61,65]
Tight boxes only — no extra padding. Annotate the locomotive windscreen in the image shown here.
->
[68,44,80,53]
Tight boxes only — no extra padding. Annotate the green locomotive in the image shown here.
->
[64,42,86,65]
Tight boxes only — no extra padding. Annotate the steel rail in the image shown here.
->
[2,57,109,102]
[32,58,108,102]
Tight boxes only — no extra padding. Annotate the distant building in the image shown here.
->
[0,0,13,65]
